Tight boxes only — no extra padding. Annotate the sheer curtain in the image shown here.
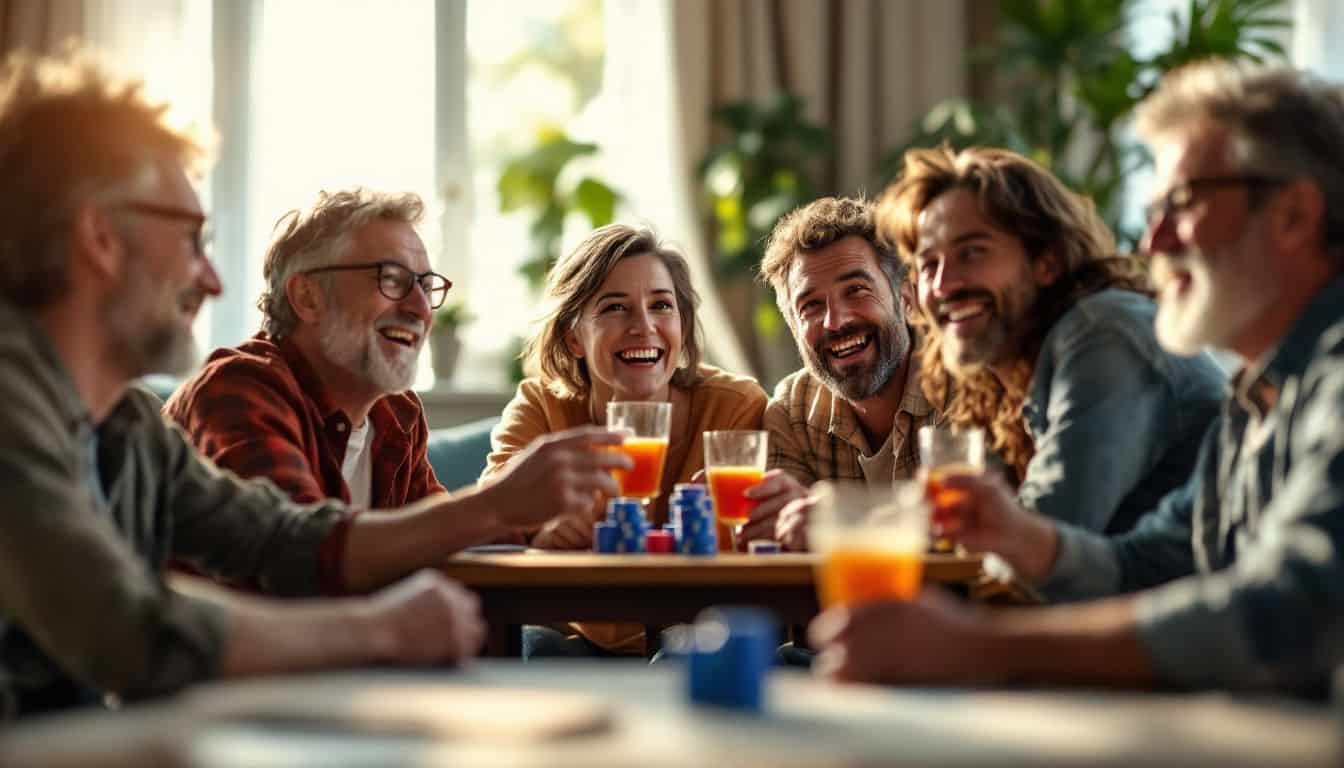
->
[599,0,968,381]
[0,0,84,55]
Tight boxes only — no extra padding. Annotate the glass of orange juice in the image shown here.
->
[808,481,929,607]
[704,430,768,551]
[917,425,985,550]
[607,401,672,506]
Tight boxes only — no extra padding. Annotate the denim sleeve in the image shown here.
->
[1135,368,1344,690]
[1020,325,1173,533]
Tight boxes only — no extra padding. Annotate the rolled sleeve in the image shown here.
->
[162,421,350,597]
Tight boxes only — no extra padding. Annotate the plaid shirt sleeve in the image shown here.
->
[764,392,819,486]
[165,357,329,505]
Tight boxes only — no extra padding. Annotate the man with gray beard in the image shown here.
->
[743,196,937,550]
[167,189,452,510]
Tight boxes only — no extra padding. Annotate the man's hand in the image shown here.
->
[218,570,486,678]
[737,469,808,544]
[482,426,630,529]
[363,570,486,665]
[931,470,1060,584]
[774,494,816,551]
[808,590,996,685]
[531,510,597,550]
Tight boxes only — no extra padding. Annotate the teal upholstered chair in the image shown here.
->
[426,417,499,491]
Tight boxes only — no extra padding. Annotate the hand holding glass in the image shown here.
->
[606,402,671,504]
[808,481,930,607]
[917,425,986,544]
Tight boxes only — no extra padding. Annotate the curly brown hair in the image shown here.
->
[758,196,906,326]
[876,145,1148,481]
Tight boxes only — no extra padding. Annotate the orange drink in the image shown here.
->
[706,465,764,526]
[923,463,982,509]
[818,548,923,607]
[808,481,929,606]
[607,401,673,505]
[614,437,669,500]
[703,430,769,551]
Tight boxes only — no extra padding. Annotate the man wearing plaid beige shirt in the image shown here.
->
[739,197,937,550]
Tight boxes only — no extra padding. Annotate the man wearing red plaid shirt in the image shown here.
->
[167,189,451,511]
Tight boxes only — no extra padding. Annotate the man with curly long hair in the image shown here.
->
[875,146,1225,535]
[810,60,1344,693]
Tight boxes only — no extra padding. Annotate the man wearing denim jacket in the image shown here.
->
[809,61,1344,693]
[874,146,1225,535]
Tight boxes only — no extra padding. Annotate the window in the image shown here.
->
[96,0,607,393]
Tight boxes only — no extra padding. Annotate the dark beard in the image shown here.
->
[807,320,910,402]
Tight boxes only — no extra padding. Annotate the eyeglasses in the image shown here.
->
[116,201,211,257]
[1143,175,1286,226]
[304,261,452,308]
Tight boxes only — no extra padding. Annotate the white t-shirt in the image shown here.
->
[341,420,374,509]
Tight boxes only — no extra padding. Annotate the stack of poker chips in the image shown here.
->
[677,497,718,555]
[667,482,707,547]
[607,497,648,553]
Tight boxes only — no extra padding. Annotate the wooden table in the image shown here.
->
[438,551,998,656]
[1,662,1335,767]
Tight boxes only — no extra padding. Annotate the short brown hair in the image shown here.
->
[258,188,425,339]
[759,196,905,325]
[876,145,1145,480]
[525,224,702,397]
[0,47,210,308]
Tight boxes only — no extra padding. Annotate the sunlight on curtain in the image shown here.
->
[591,0,753,377]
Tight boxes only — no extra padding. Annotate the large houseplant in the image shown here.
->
[878,0,1290,246]
[697,92,831,382]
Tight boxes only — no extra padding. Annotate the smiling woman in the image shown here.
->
[479,223,768,658]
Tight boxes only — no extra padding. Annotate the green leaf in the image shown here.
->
[572,177,618,227]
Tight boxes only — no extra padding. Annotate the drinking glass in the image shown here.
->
[808,480,930,607]
[606,401,672,506]
[917,425,986,550]
[703,430,769,551]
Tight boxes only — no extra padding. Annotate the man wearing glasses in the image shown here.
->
[166,189,455,514]
[0,51,629,718]
[809,60,1344,693]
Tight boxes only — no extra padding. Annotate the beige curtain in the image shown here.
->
[668,0,970,383]
[0,0,84,56]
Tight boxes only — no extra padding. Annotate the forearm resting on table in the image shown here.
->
[173,575,395,678]
[341,491,511,593]
[982,596,1158,688]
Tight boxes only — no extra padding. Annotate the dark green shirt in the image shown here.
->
[0,303,349,718]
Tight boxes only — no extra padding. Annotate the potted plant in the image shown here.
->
[430,300,475,387]
[878,0,1290,248]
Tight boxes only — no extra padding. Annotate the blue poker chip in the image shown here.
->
[607,498,644,522]
[593,522,620,553]
[748,540,780,554]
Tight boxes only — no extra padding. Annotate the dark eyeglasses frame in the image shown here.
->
[304,261,452,308]
[1143,175,1286,226]
[115,201,211,257]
